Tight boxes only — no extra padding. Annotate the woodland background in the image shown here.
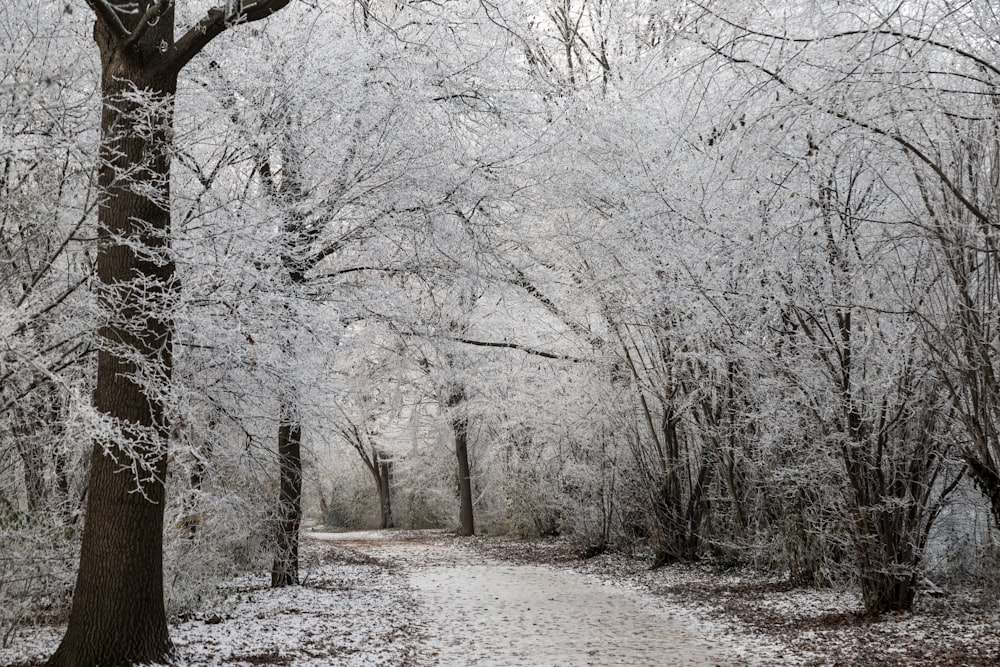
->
[2,0,1000,653]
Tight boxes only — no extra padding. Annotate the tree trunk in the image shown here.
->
[48,2,293,663]
[272,406,302,587]
[454,415,475,536]
[48,16,178,667]
[17,437,46,512]
[376,451,394,529]
[966,455,1000,531]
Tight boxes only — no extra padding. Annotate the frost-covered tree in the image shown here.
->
[0,1,96,520]
[49,2,294,664]
[0,2,98,646]
[690,0,976,609]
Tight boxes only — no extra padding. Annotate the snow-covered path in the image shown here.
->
[312,531,740,667]
[5,529,996,666]
[409,561,731,666]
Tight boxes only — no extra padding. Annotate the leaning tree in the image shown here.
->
[48,2,292,665]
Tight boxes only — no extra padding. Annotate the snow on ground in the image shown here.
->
[171,547,420,667]
[3,529,999,666]
[409,562,730,666]
[314,530,769,666]
[471,537,1000,667]
[1,540,422,667]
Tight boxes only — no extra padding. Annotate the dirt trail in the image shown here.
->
[311,531,742,667]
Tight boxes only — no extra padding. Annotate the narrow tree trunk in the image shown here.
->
[48,17,178,666]
[181,439,211,538]
[272,406,302,587]
[376,451,394,529]
[17,438,46,512]
[54,446,72,521]
[454,415,475,536]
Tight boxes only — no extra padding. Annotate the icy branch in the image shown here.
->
[168,0,292,72]
[84,0,131,39]
[452,336,586,362]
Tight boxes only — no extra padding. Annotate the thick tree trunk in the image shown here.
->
[454,415,475,536]
[49,2,293,663]
[272,406,302,587]
[966,455,1000,530]
[48,442,173,666]
[47,17,178,667]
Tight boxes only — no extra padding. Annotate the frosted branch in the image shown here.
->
[85,0,132,39]
[168,0,292,72]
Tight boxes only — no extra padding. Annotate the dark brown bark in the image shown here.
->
[375,450,394,530]
[443,380,475,536]
[49,2,293,663]
[454,414,475,536]
[271,407,302,587]
[48,13,178,666]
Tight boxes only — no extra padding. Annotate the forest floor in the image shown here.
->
[3,529,999,666]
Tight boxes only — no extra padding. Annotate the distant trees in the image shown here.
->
[334,356,401,530]
[6,1,1000,656]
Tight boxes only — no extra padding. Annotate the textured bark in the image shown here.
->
[271,409,302,587]
[47,13,177,667]
[48,441,174,666]
[442,379,475,537]
[375,451,394,529]
[50,2,292,663]
[454,415,475,537]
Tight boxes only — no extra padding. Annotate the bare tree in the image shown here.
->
[338,418,395,529]
[697,0,1000,532]
[48,2,291,664]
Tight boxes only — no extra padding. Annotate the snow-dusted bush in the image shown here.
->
[318,478,381,530]
[0,513,77,648]
[474,424,565,538]
[162,490,273,619]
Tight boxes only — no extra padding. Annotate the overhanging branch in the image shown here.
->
[452,336,586,362]
[168,0,292,72]
[84,0,130,39]
[702,42,998,232]
[693,3,1000,80]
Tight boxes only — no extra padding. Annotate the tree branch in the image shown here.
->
[168,0,292,72]
[313,265,406,280]
[693,3,1000,80]
[452,336,586,362]
[84,0,130,39]
[702,42,998,232]
[509,266,592,339]
[122,0,174,51]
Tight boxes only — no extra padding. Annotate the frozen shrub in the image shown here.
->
[0,512,78,648]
